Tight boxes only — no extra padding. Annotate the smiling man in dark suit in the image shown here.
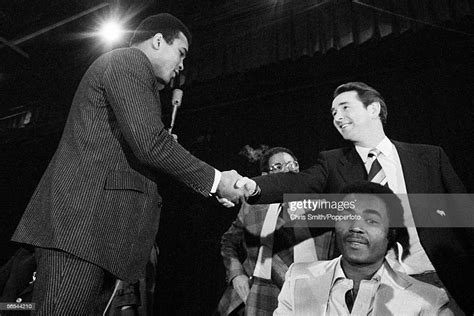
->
[235,82,474,314]
[11,13,245,315]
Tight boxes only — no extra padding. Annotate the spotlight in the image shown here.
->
[98,20,124,44]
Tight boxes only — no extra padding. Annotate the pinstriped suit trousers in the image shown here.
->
[32,247,115,315]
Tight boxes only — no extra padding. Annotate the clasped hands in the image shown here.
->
[216,170,257,207]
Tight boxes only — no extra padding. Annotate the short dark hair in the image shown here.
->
[339,181,409,257]
[333,82,387,124]
[259,147,297,173]
[129,13,192,46]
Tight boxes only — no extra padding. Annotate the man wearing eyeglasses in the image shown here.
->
[217,147,334,316]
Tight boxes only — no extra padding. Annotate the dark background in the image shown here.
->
[1,0,473,314]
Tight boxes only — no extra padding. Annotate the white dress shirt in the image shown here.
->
[355,137,435,274]
[326,259,383,315]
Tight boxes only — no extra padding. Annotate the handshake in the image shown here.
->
[216,170,258,207]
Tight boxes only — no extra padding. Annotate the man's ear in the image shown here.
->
[152,33,163,50]
[367,101,381,118]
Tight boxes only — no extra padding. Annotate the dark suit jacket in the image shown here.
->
[217,202,334,315]
[252,141,474,313]
[12,48,215,282]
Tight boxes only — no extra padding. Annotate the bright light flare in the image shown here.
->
[98,20,124,44]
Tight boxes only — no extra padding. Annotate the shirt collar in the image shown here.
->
[332,256,347,287]
[331,256,386,288]
[371,262,385,283]
[355,136,393,163]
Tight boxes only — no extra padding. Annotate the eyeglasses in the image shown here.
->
[269,161,299,172]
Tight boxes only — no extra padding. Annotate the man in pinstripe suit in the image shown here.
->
[11,14,245,315]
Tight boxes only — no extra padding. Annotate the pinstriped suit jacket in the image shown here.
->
[12,48,216,282]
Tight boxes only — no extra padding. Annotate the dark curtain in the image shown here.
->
[187,0,474,82]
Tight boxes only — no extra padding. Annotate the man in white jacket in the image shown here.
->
[275,181,452,316]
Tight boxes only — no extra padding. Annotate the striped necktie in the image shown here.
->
[367,148,388,186]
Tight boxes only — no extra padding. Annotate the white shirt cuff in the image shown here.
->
[211,169,221,194]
